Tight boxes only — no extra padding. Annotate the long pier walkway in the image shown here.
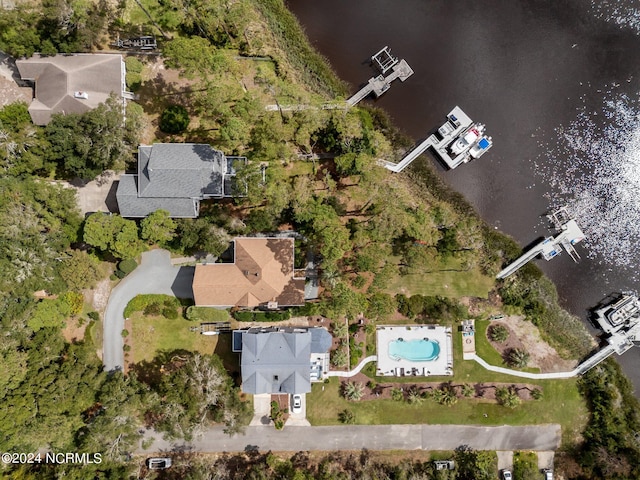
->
[497,214,585,279]
[346,59,414,106]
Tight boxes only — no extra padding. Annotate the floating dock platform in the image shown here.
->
[379,106,493,172]
[496,208,585,279]
[346,46,414,107]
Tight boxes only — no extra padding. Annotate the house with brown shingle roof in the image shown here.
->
[16,53,128,125]
[192,237,305,308]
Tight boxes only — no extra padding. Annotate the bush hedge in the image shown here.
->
[233,310,291,322]
[124,294,180,317]
[118,258,138,275]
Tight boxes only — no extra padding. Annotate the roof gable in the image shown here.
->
[240,330,312,394]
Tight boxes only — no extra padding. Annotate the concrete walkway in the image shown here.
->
[103,249,194,371]
[327,355,377,378]
[139,423,561,454]
[470,355,578,379]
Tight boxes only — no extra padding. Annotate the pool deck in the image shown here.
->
[376,325,453,377]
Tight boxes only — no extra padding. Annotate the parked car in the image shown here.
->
[434,460,455,470]
[501,470,512,480]
[291,394,302,414]
[147,458,172,469]
[542,468,553,480]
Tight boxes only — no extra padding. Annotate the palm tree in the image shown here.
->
[342,381,365,401]
[332,321,348,338]
[440,385,458,406]
[391,387,404,402]
[321,268,340,288]
[338,409,356,424]
[496,386,521,408]
[461,383,475,398]
[489,324,509,343]
[407,387,424,405]
[507,348,530,368]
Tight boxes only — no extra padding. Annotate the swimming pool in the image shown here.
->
[388,338,440,362]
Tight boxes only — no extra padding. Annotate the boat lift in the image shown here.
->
[496,207,585,279]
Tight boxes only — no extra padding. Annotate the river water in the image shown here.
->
[287,0,640,392]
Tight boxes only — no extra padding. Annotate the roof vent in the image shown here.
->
[74,91,89,99]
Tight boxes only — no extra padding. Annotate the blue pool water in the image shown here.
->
[388,338,440,362]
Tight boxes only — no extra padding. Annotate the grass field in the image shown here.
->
[385,256,494,299]
[130,311,238,372]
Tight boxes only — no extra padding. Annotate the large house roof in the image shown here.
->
[16,54,125,125]
[116,143,240,218]
[240,329,312,394]
[115,174,199,218]
[138,144,226,198]
[192,237,305,307]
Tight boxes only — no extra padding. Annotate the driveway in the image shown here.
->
[138,423,561,453]
[103,249,194,371]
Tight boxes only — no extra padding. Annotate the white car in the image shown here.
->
[147,458,172,469]
[501,470,512,480]
[291,394,302,414]
[542,469,553,480]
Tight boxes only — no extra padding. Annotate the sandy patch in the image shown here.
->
[488,316,577,373]
[91,278,112,313]
[61,316,88,343]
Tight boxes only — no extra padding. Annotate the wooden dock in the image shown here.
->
[346,47,414,107]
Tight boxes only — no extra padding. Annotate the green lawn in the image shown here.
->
[385,256,495,298]
[474,320,540,374]
[130,311,239,373]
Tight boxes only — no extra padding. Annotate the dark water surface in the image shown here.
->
[287,0,640,393]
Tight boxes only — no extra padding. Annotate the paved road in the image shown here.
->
[139,424,561,454]
[103,249,194,371]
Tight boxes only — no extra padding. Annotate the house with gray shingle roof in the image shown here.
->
[234,327,332,395]
[116,143,245,218]
[16,53,128,126]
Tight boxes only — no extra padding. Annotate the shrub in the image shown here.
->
[351,275,366,289]
[87,311,100,321]
[143,303,161,316]
[123,344,131,352]
[338,409,356,424]
[124,294,180,317]
[232,310,291,322]
[163,307,179,319]
[124,57,143,91]
[118,258,138,275]
[114,269,126,279]
[160,105,190,134]
[531,388,543,400]
[121,329,129,337]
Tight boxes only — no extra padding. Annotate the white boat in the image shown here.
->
[469,136,493,159]
[450,123,485,155]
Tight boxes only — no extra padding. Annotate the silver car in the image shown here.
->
[147,457,172,469]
